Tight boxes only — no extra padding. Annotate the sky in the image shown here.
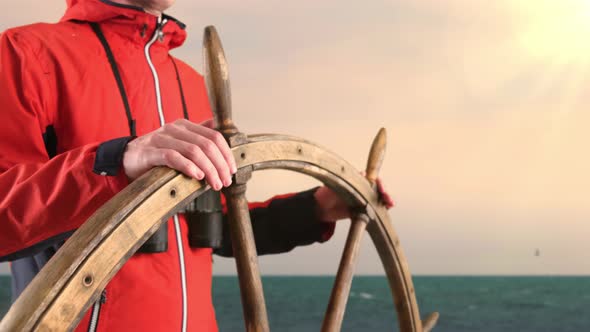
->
[1,0,589,276]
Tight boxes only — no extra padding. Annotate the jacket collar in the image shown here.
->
[61,0,187,49]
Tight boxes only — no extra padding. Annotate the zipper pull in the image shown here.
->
[157,19,168,42]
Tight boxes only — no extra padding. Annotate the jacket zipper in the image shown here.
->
[144,16,189,332]
[88,290,107,332]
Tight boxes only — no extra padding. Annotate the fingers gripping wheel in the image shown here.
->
[0,26,438,332]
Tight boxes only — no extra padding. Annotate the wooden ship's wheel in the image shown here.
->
[0,27,439,332]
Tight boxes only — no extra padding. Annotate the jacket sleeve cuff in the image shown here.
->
[93,136,134,193]
[92,136,134,176]
[269,186,336,246]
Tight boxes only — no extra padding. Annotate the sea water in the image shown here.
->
[1,276,589,331]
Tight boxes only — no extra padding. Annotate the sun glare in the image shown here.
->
[515,0,590,63]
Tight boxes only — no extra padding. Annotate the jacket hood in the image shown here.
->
[62,0,187,49]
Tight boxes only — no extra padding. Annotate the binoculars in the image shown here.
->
[137,190,223,253]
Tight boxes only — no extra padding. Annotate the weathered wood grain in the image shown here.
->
[365,128,387,184]
[0,135,431,331]
[203,26,237,136]
[237,136,426,331]
[0,167,203,331]
[204,25,270,332]
[224,183,270,332]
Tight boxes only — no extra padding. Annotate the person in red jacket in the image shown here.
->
[0,0,394,331]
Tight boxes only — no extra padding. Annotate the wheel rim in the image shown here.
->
[0,134,425,332]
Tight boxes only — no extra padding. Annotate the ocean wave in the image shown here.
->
[359,292,375,300]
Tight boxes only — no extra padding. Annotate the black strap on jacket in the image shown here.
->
[88,22,190,134]
[170,57,189,120]
[89,22,136,136]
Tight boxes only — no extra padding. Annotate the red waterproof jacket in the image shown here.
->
[0,0,333,331]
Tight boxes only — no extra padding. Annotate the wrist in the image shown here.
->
[313,186,337,222]
[93,136,136,177]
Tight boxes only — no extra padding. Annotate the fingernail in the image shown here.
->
[224,178,232,187]
[215,180,222,191]
[231,165,237,174]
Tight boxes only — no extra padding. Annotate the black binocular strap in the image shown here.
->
[89,22,190,137]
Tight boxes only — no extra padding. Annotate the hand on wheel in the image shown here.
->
[314,177,394,222]
[122,118,237,191]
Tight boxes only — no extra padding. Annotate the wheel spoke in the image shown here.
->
[422,312,440,332]
[323,127,390,332]
[204,26,270,332]
[321,213,369,332]
[224,182,270,332]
